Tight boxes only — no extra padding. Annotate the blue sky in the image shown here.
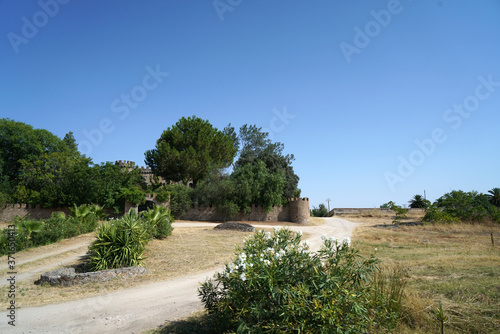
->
[1,0,499,208]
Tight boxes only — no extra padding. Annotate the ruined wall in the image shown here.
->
[332,208,425,216]
[0,204,71,221]
[288,198,310,224]
[0,204,117,222]
[181,198,310,224]
[181,203,291,222]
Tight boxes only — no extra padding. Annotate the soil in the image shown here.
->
[0,217,358,333]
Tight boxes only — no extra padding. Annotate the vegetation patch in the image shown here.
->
[198,228,403,333]
[355,222,500,334]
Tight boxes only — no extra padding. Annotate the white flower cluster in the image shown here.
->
[321,234,351,248]
[219,229,312,283]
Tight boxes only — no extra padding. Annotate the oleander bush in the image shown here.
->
[198,228,403,333]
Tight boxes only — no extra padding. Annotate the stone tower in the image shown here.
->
[288,197,310,225]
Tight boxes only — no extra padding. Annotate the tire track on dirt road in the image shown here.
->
[0,218,357,333]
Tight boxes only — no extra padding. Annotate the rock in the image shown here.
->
[214,222,255,232]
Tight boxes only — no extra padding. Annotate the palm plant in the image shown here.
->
[89,209,149,271]
[408,194,430,209]
[487,188,500,207]
[141,205,174,239]
[18,219,44,249]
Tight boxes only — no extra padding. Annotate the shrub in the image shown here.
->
[165,183,193,218]
[89,209,149,271]
[422,204,460,224]
[0,211,101,256]
[199,228,400,333]
[141,205,174,239]
[311,203,328,217]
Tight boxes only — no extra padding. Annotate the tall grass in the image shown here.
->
[355,222,500,334]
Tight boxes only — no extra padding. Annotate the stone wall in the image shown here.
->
[181,198,310,224]
[0,204,117,222]
[0,204,71,221]
[332,208,425,216]
[1,197,311,224]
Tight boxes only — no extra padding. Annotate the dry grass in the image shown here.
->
[0,225,258,308]
[354,221,500,334]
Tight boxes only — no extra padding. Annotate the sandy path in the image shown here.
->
[0,217,357,333]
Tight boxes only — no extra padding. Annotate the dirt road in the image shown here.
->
[0,217,357,333]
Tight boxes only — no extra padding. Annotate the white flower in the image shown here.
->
[264,232,271,240]
[297,230,303,236]
[264,259,271,266]
[321,234,327,241]
[239,252,247,261]
[374,248,378,251]
[240,273,246,281]
[342,237,351,246]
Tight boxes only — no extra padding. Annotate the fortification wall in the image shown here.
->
[181,198,309,224]
[0,204,71,221]
[332,208,425,216]
[288,198,310,224]
[181,204,290,222]
[0,204,118,222]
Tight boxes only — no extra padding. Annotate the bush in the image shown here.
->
[140,205,174,239]
[89,209,149,271]
[422,204,461,224]
[311,203,328,217]
[199,228,401,333]
[165,183,193,218]
[0,212,99,256]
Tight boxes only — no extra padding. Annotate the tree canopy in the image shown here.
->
[1,118,145,210]
[144,116,237,187]
[235,124,300,201]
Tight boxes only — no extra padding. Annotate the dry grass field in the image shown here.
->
[0,221,314,309]
[0,226,257,308]
[350,212,500,334]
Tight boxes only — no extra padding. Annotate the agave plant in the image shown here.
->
[89,208,149,271]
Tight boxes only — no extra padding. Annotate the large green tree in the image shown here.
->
[236,124,300,202]
[144,116,237,187]
[0,119,77,184]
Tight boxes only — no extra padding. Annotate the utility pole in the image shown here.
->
[326,198,331,212]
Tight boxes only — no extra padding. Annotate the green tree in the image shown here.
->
[0,118,78,184]
[163,183,193,218]
[144,116,237,187]
[311,203,328,217]
[436,190,490,222]
[408,194,431,209]
[231,160,285,212]
[236,125,299,202]
[487,187,500,207]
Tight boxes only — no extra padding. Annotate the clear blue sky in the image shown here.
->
[1,1,499,208]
